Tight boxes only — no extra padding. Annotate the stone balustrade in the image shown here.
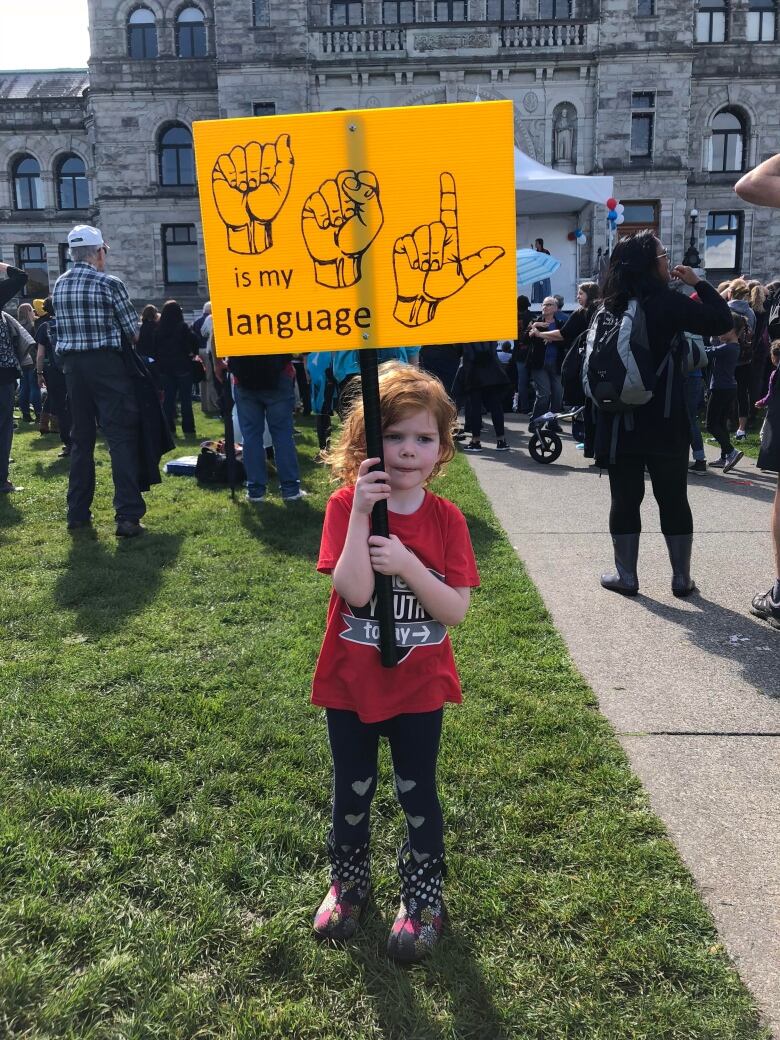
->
[318,28,407,55]
[500,20,586,48]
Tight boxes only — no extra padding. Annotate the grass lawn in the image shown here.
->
[0,414,771,1040]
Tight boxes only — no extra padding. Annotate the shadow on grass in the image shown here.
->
[53,530,184,635]
[238,496,324,560]
[349,919,511,1040]
[0,494,22,543]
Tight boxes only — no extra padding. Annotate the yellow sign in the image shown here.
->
[193,100,517,356]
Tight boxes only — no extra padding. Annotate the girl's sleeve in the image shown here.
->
[443,503,480,588]
[317,491,352,573]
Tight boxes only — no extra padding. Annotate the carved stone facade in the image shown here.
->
[1,0,779,309]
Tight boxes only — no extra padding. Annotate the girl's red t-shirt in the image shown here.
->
[311,486,480,723]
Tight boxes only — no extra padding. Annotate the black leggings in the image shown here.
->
[608,453,692,536]
[466,386,505,440]
[326,708,444,857]
[707,388,736,456]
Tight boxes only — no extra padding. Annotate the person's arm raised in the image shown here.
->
[735,154,780,208]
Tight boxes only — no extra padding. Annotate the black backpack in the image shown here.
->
[228,353,290,390]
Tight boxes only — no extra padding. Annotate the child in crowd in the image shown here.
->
[311,362,479,961]
[755,340,780,415]
[706,313,746,472]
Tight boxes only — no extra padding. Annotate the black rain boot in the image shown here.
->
[313,832,371,941]
[665,534,697,597]
[600,534,640,596]
[387,841,447,963]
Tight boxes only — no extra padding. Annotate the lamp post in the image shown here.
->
[683,207,701,268]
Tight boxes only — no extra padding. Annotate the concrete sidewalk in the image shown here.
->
[465,415,780,1037]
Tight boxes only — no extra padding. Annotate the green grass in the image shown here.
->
[0,415,770,1039]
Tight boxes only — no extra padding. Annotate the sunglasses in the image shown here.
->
[656,250,669,259]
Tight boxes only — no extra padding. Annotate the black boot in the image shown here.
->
[313,832,371,941]
[600,534,640,596]
[665,534,696,597]
[387,841,447,963]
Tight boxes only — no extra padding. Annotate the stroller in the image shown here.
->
[527,405,585,464]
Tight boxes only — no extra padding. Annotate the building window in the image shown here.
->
[696,0,727,42]
[56,155,89,210]
[252,101,277,116]
[159,125,195,186]
[13,155,44,210]
[710,109,745,172]
[383,0,416,21]
[59,244,74,273]
[163,225,198,283]
[252,0,269,26]
[705,211,741,270]
[128,7,158,58]
[747,0,775,39]
[16,245,48,297]
[176,6,208,56]
[331,1,363,24]
[630,92,655,164]
[487,0,520,17]
[539,0,571,17]
[637,0,655,14]
[435,0,469,19]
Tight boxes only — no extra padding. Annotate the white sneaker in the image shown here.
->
[283,489,309,501]
[723,449,743,473]
[246,492,266,503]
[734,430,746,441]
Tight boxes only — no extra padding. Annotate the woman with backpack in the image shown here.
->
[593,231,731,597]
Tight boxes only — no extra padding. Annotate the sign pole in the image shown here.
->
[358,349,398,668]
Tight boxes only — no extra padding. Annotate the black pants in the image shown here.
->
[466,386,505,440]
[707,388,736,456]
[326,708,444,857]
[735,364,751,420]
[42,364,72,448]
[63,351,145,523]
[316,370,337,450]
[608,452,692,536]
[293,360,311,415]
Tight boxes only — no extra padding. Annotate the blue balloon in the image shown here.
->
[575,229,583,238]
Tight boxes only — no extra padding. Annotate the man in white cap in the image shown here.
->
[52,225,145,536]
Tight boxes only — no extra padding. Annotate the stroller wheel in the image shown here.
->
[529,432,562,464]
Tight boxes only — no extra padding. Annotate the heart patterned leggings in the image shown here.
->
[326,707,444,858]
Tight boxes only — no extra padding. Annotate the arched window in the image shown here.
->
[56,155,89,209]
[128,7,158,58]
[176,6,207,57]
[159,125,195,186]
[711,109,745,172]
[13,156,44,210]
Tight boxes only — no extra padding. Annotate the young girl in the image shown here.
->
[311,361,479,962]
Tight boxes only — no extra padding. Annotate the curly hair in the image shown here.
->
[325,360,456,486]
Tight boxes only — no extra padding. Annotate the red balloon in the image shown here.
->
[567,231,576,241]
[606,197,618,210]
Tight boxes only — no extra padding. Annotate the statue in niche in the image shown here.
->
[553,106,576,166]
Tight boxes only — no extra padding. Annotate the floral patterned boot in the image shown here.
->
[387,841,447,963]
[313,833,371,941]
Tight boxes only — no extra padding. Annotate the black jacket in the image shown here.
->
[150,321,199,376]
[122,344,175,490]
[459,342,510,392]
[593,280,732,463]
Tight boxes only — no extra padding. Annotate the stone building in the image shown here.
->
[1,0,779,310]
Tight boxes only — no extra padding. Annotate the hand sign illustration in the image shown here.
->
[302,170,383,288]
[393,173,505,327]
[212,135,294,255]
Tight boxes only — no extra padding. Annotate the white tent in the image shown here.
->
[514,149,614,302]
[514,149,614,214]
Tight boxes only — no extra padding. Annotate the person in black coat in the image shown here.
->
[526,295,566,432]
[149,300,200,436]
[596,231,732,598]
[457,342,511,452]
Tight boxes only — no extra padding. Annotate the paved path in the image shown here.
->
[466,415,780,1037]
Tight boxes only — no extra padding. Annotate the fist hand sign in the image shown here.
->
[393,173,505,327]
[302,170,384,288]
[212,135,294,255]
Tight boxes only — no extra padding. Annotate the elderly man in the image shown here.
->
[52,225,144,536]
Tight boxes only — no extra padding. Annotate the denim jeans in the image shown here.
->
[515,360,532,412]
[234,375,300,498]
[685,374,705,461]
[0,381,15,484]
[161,371,195,434]
[18,367,41,418]
[530,365,563,421]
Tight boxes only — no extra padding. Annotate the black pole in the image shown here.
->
[358,349,397,668]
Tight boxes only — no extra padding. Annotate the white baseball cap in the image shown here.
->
[67,224,109,250]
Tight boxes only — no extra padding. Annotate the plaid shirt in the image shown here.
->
[52,262,138,354]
